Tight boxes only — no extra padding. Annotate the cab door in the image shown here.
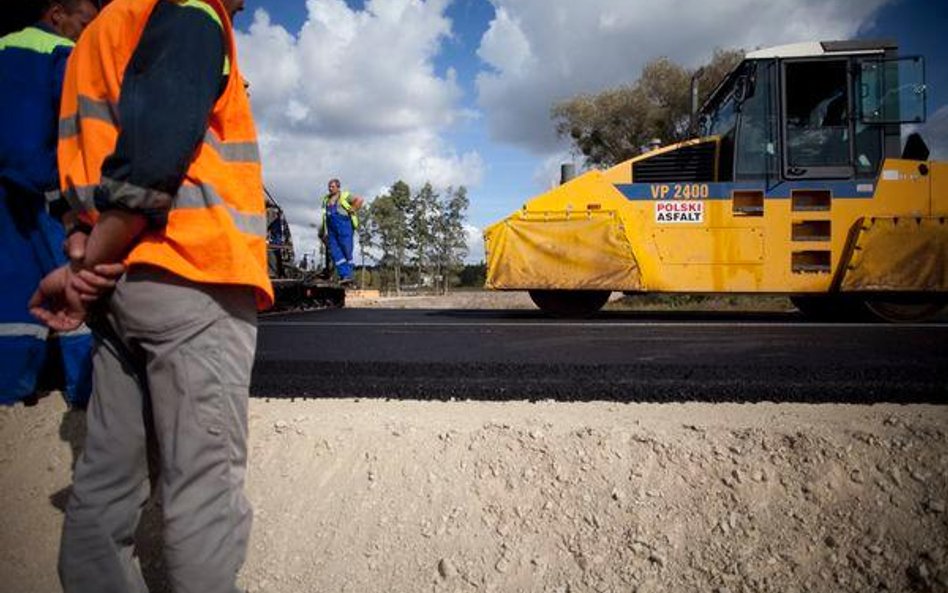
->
[781,59,854,180]
[857,56,932,213]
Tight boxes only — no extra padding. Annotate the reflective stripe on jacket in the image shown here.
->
[57,0,274,310]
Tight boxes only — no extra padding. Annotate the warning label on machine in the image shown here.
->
[655,201,704,223]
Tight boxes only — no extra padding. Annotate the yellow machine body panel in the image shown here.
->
[485,171,643,290]
[931,161,948,215]
[841,217,948,292]
[485,152,945,294]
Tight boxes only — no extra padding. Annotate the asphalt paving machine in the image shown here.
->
[484,40,946,321]
[266,189,344,311]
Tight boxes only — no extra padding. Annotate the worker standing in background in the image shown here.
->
[28,0,273,591]
[319,177,363,286]
[0,0,100,406]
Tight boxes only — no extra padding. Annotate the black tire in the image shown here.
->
[862,298,946,323]
[790,295,867,322]
[529,290,610,318]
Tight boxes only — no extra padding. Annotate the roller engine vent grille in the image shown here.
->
[632,141,716,183]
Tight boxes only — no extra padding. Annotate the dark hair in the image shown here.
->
[329,178,341,187]
[1,0,98,38]
[48,0,100,11]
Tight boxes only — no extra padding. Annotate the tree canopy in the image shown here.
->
[363,181,469,294]
[552,49,744,167]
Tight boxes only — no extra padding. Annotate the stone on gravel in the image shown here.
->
[438,558,457,579]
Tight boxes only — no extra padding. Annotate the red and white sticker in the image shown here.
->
[655,201,703,223]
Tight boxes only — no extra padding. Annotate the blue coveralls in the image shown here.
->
[0,24,92,406]
[325,199,355,281]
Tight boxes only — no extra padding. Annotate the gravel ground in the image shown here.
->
[346,290,539,310]
[1,292,946,593]
[344,290,794,312]
[1,397,946,593]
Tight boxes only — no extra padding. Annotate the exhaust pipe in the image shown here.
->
[690,67,704,133]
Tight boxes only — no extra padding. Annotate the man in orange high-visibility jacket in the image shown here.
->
[29,0,273,591]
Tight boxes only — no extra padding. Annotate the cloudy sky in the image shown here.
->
[235,0,947,263]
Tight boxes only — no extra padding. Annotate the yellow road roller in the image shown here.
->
[484,40,946,321]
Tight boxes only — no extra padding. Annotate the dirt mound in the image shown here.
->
[2,398,946,592]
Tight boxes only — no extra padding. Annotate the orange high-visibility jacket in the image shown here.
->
[57,0,274,310]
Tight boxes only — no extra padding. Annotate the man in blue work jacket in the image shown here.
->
[0,0,100,405]
[319,177,363,286]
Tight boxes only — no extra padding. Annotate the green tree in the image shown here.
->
[355,202,374,289]
[367,181,410,294]
[407,183,436,288]
[552,49,744,167]
[431,186,469,294]
[458,262,486,288]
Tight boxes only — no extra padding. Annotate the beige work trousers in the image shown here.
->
[58,266,257,593]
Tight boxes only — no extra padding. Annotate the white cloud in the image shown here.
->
[476,7,533,77]
[235,0,484,260]
[532,149,577,190]
[464,223,484,264]
[919,105,948,160]
[476,0,896,153]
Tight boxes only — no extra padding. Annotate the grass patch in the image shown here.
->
[605,293,794,312]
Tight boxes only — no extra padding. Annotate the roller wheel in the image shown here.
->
[790,296,866,322]
[529,290,610,318]
[862,298,946,323]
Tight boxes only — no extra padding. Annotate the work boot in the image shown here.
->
[339,278,355,289]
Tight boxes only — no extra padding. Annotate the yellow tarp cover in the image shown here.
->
[841,217,948,291]
[485,212,642,290]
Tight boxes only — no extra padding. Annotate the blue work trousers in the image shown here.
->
[325,205,354,281]
[0,184,92,405]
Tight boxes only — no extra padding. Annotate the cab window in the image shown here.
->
[735,60,778,180]
[701,70,741,181]
[783,60,852,178]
